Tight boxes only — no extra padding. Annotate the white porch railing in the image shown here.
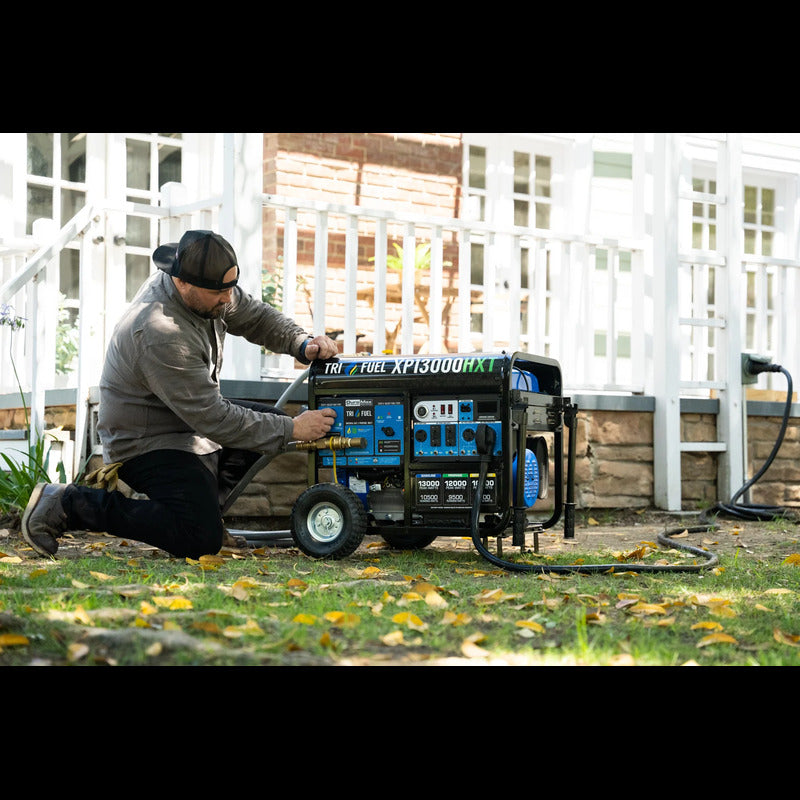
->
[3,164,799,508]
[260,193,649,394]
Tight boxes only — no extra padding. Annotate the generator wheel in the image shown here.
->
[291,483,367,559]
[381,532,438,550]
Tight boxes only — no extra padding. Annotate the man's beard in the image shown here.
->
[195,305,226,320]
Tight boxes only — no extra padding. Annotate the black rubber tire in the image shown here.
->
[291,483,367,559]
[380,532,438,550]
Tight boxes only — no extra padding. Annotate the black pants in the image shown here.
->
[62,401,286,559]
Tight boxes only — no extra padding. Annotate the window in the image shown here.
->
[25,133,87,376]
[744,184,775,257]
[123,134,183,300]
[513,152,552,229]
[692,177,717,251]
[462,135,561,351]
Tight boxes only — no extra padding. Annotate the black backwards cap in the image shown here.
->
[153,230,239,290]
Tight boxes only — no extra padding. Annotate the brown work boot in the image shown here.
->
[21,483,69,558]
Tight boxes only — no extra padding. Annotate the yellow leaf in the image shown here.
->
[441,611,471,626]
[287,578,308,589]
[74,605,93,625]
[360,566,382,578]
[782,553,800,566]
[223,619,264,638]
[139,601,158,615]
[381,630,406,646]
[461,632,489,658]
[293,613,317,625]
[708,603,737,618]
[323,611,360,627]
[233,577,260,589]
[28,568,48,578]
[696,632,738,647]
[691,621,723,631]
[391,611,427,630]
[89,571,114,581]
[516,619,545,633]
[192,620,223,634]
[67,642,89,661]
[0,633,29,647]
[152,595,193,610]
[423,590,448,609]
[588,517,599,526]
[773,628,800,647]
[627,602,667,616]
[474,587,521,605]
[146,642,163,657]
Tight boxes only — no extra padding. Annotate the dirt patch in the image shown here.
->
[519,508,800,564]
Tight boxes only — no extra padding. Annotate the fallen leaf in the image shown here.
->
[442,611,471,626]
[782,554,800,566]
[67,642,89,661]
[516,619,545,633]
[360,566,382,578]
[773,628,800,647]
[152,595,192,610]
[474,587,522,605]
[391,611,427,630]
[0,633,29,647]
[381,630,406,646]
[223,619,264,637]
[323,611,360,627]
[697,632,738,647]
[461,632,489,657]
[691,621,724,631]
[627,602,668,616]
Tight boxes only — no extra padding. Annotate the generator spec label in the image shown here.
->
[413,473,497,508]
[344,398,374,423]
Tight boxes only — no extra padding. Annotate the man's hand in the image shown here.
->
[291,408,337,442]
[303,335,338,361]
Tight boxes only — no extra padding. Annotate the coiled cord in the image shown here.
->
[701,365,794,523]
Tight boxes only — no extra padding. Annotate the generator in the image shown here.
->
[289,351,578,565]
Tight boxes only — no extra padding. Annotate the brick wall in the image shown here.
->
[262,133,464,352]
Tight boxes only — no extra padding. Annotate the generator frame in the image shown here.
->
[290,351,577,560]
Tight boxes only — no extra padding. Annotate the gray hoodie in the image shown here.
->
[97,270,310,463]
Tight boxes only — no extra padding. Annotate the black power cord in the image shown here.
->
[701,362,795,524]
[469,425,719,574]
